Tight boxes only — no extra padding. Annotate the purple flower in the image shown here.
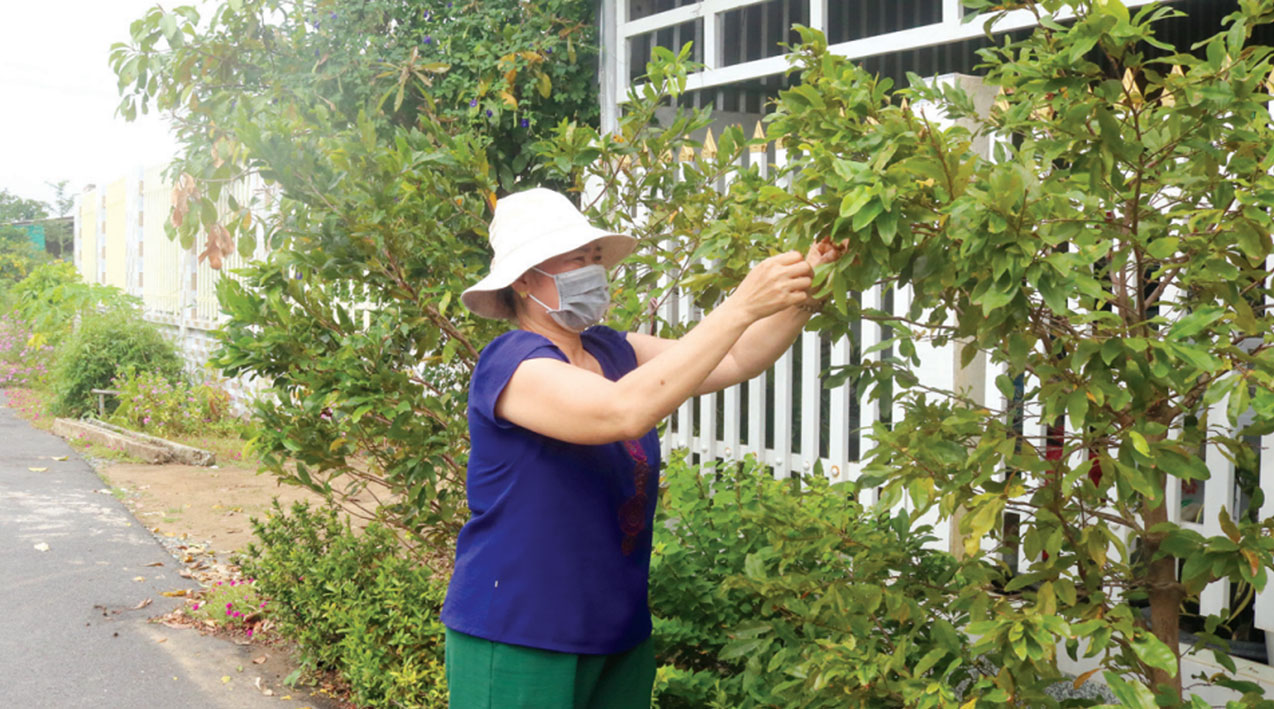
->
[486,109,492,117]
[329,12,336,19]
[469,98,477,107]
[313,21,320,29]
[423,36,433,45]
[520,118,529,128]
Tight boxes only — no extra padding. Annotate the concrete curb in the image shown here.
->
[85,419,215,466]
[50,418,216,466]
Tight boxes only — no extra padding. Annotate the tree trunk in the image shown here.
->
[1144,498,1183,697]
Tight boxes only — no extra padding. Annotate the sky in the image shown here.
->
[0,1,201,212]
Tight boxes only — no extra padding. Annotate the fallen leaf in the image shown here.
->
[252,655,268,664]
[133,576,145,582]
[28,467,47,472]
[145,562,164,567]
[52,455,68,461]
[221,675,231,684]
[133,598,153,610]
[156,637,167,643]
[161,590,187,598]
[33,542,49,552]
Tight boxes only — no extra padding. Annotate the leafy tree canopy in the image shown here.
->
[0,189,49,223]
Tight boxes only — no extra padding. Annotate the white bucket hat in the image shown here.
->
[462,187,636,320]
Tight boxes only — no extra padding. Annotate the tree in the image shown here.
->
[43,180,75,259]
[111,0,602,549]
[735,1,1274,704]
[111,0,598,267]
[0,189,49,223]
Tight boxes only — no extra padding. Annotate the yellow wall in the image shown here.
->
[103,179,128,289]
[78,190,99,284]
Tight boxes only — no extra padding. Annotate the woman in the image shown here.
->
[442,187,838,708]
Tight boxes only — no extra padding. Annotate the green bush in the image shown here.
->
[9,261,138,349]
[650,454,984,709]
[50,310,183,417]
[240,502,448,709]
[107,368,233,436]
[191,577,268,634]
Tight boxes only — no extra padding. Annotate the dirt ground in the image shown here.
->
[97,462,333,555]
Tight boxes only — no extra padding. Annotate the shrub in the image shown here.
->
[107,368,233,436]
[0,313,53,388]
[50,309,183,417]
[191,577,269,637]
[239,502,448,708]
[650,454,985,709]
[9,261,137,349]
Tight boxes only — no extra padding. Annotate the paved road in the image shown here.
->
[0,398,334,708]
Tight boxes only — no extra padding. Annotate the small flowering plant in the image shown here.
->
[190,577,269,635]
[107,368,233,435]
[0,313,53,388]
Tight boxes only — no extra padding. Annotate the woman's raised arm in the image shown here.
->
[494,251,814,444]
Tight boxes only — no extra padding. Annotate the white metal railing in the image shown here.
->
[602,0,1172,133]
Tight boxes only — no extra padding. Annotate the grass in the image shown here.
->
[62,431,151,464]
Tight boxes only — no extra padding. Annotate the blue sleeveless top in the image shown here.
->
[440,326,662,654]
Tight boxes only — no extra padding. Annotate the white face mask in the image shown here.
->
[526,264,611,332]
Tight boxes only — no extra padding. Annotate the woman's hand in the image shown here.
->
[805,237,843,269]
[799,237,845,310]
[725,251,814,322]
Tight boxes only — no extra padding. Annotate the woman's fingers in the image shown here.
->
[771,250,806,266]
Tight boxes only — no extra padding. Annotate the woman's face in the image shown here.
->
[519,241,604,311]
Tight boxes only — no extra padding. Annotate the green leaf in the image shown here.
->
[1103,671,1157,709]
[839,188,872,219]
[1067,390,1089,429]
[1145,237,1179,260]
[1129,431,1150,457]
[1093,0,1130,22]
[913,647,946,676]
[1170,306,1225,341]
[719,637,766,661]
[1130,631,1178,676]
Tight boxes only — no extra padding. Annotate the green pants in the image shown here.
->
[445,629,655,709]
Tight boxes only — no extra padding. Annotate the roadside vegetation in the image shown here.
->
[74,0,1274,707]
